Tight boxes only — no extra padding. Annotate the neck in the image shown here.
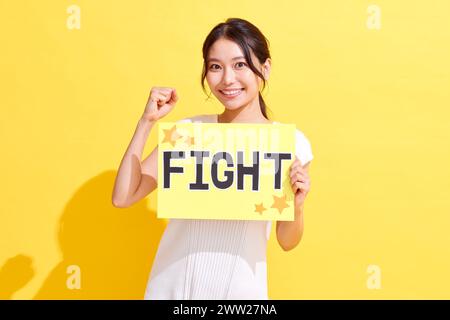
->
[218,96,272,124]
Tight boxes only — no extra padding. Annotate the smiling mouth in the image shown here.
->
[219,88,244,98]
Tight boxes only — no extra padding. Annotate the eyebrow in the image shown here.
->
[206,56,245,63]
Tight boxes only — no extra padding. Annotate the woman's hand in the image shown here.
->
[289,156,311,210]
[142,87,179,122]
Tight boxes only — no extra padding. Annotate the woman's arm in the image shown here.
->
[112,86,179,208]
[276,161,311,251]
[276,204,305,251]
[112,117,157,208]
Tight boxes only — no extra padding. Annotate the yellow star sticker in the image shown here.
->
[184,135,195,147]
[162,125,182,147]
[254,203,267,215]
[271,194,289,214]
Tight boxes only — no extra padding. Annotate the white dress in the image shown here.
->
[144,114,314,300]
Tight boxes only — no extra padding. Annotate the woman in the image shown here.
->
[112,18,314,300]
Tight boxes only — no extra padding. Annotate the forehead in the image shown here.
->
[207,38,247,62]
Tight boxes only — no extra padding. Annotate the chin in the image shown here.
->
[220,99,251,110]
[221,103,243,110]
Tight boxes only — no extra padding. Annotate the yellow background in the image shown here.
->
[157,122,296,221]
[1,0,449,299]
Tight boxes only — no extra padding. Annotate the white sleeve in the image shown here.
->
[176,117,192,124]
[295,129,314,166]
[175,114,210,124]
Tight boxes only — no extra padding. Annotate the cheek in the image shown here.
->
[206,73,220,88]
[241,70,260,89]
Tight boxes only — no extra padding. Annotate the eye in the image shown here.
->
[209,64,221,71]
[235,62,247,68]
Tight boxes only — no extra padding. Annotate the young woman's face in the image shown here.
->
[205,38,268,110]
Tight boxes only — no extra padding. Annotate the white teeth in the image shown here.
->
[221,89,242,95]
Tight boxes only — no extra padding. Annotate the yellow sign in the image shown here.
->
[157,122,296,221]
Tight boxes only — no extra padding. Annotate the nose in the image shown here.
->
[222,66,237,86]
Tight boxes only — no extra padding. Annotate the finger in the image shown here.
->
[290,158,302,171]
[293,172,307,183]
[157,92,170,103]
[151,93,169,108]
[158,89,171,100]
[160,87,174,92]
[292,181,303,193]
[158,88,177,104]
[290,163,302,175]
[292,181,306,193]
[167,89,179,105]
[160,87,175,97]
[290,173,307,185]
[290,167,306,180]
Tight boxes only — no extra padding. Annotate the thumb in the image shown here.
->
[168,89,179,105]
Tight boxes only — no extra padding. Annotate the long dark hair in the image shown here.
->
[201,18,271,119]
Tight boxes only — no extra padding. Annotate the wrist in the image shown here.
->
[295,204,304,216]
[138,116,156,128]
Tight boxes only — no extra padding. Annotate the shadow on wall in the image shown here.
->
[0,255,35,299]
[0,170,165,299]
[33,170,165,299]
